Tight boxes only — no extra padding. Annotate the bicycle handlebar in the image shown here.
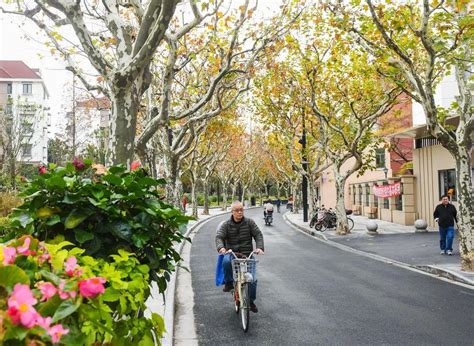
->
[226,249,258,259]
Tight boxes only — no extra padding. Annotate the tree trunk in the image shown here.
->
[190,170,198,218]
[453,147,474,271]
[202,180,210,215]
[162,152,182,208]
[221,182,229,211]
[334,172,350,235]
[231,184,237,203]
[107,84,141,166]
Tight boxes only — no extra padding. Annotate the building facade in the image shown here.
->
[0,60,50,165]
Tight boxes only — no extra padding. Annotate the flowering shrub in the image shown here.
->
[0,236,164,344]
[4,160,191,292]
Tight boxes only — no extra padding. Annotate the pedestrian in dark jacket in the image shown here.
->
[433,195,458,255]
[216,201,264,313]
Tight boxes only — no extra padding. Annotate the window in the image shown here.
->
[395,195,403,211]
[22,83,32,95]
[352,186,356,205]
[438,169,457,201]
[374,193,378,208]
[375,148,386,168]
[22,144,32,158]
[7,83,12,94]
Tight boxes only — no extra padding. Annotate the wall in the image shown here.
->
[413,144,462,228]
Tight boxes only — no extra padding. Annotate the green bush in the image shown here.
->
[0,236,163,344]
[4,161,191,292]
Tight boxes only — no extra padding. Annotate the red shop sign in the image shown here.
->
[373,182,401,198]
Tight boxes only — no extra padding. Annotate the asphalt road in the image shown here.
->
[190,208,474,345]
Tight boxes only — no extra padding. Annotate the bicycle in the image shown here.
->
[228,250,258,332]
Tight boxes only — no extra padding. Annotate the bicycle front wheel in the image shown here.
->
[348,218,354,231]
[240,283,250,332]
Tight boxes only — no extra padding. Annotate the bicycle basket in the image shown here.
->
[232,258,257,283]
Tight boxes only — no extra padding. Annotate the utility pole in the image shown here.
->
[300,111,309,222]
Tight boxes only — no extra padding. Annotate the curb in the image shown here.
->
[283,213,474,289]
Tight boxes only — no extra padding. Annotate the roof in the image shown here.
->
[0,61,41,79]
[387,116,460,139]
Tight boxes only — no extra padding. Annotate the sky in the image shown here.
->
[0,0,283,137]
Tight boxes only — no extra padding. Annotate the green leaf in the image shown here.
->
[46,214,61,226]
[65,209,92,229]
[63,192,81,204]
[75,229,94,243]
[46,175,67,190]
[108,165,126,174]
[0,265,30,288]
[39,270,62,286]
[11,211,34,228]
[37,294,62,316]
[52,299,81,323]
[102,287,121,302]
[109,222,132,241]
[103,174,123,185]
[151,312,166,336]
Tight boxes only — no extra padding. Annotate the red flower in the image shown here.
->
[38,166,47,175]
[72,158,86,171]
[131,161,141,171]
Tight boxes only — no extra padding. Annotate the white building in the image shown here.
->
[0,60,50,165]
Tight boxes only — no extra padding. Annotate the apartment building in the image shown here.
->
[0,60,50,165]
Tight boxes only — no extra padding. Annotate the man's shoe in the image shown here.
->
[447,250,453,256]
[222,283,233,292]
[440,251,446,255]
[250,303,258,313]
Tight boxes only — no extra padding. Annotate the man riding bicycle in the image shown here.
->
[216,201,264,313]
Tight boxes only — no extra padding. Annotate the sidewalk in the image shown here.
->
[284,211,474,287]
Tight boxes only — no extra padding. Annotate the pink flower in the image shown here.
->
[48,324,69,344]
[78,277,106,298]
[38,253,51,265]
[64,256,78,276]
[17,237,31,256]
[2,246,17,265]
[57,281,72,300]
[8,284,37,309]
[7,304,39,328]
[37,315,52,329]
[72,158,86,171]
[37,282,57,302]
[38,166,47,175]
[130,160,141,171]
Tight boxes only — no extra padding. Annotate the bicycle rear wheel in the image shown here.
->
[348,218,354,231]
[240,284,250,332]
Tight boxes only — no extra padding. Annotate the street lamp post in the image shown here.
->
[299,112,309,222]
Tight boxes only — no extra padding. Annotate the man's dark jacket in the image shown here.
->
[216,216,264,256]
[433,203,458,227]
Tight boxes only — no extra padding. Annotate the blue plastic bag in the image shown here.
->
[215,254,225,286]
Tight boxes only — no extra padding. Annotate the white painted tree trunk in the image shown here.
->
[221,182,229,211]
[202,180,210,215]
[334,171,350,235]
[453,146,474,270]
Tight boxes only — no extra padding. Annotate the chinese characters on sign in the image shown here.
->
[373,182,402,198]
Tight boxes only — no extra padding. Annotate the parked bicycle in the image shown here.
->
[228,250,258,332]
[310,207,354,232]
